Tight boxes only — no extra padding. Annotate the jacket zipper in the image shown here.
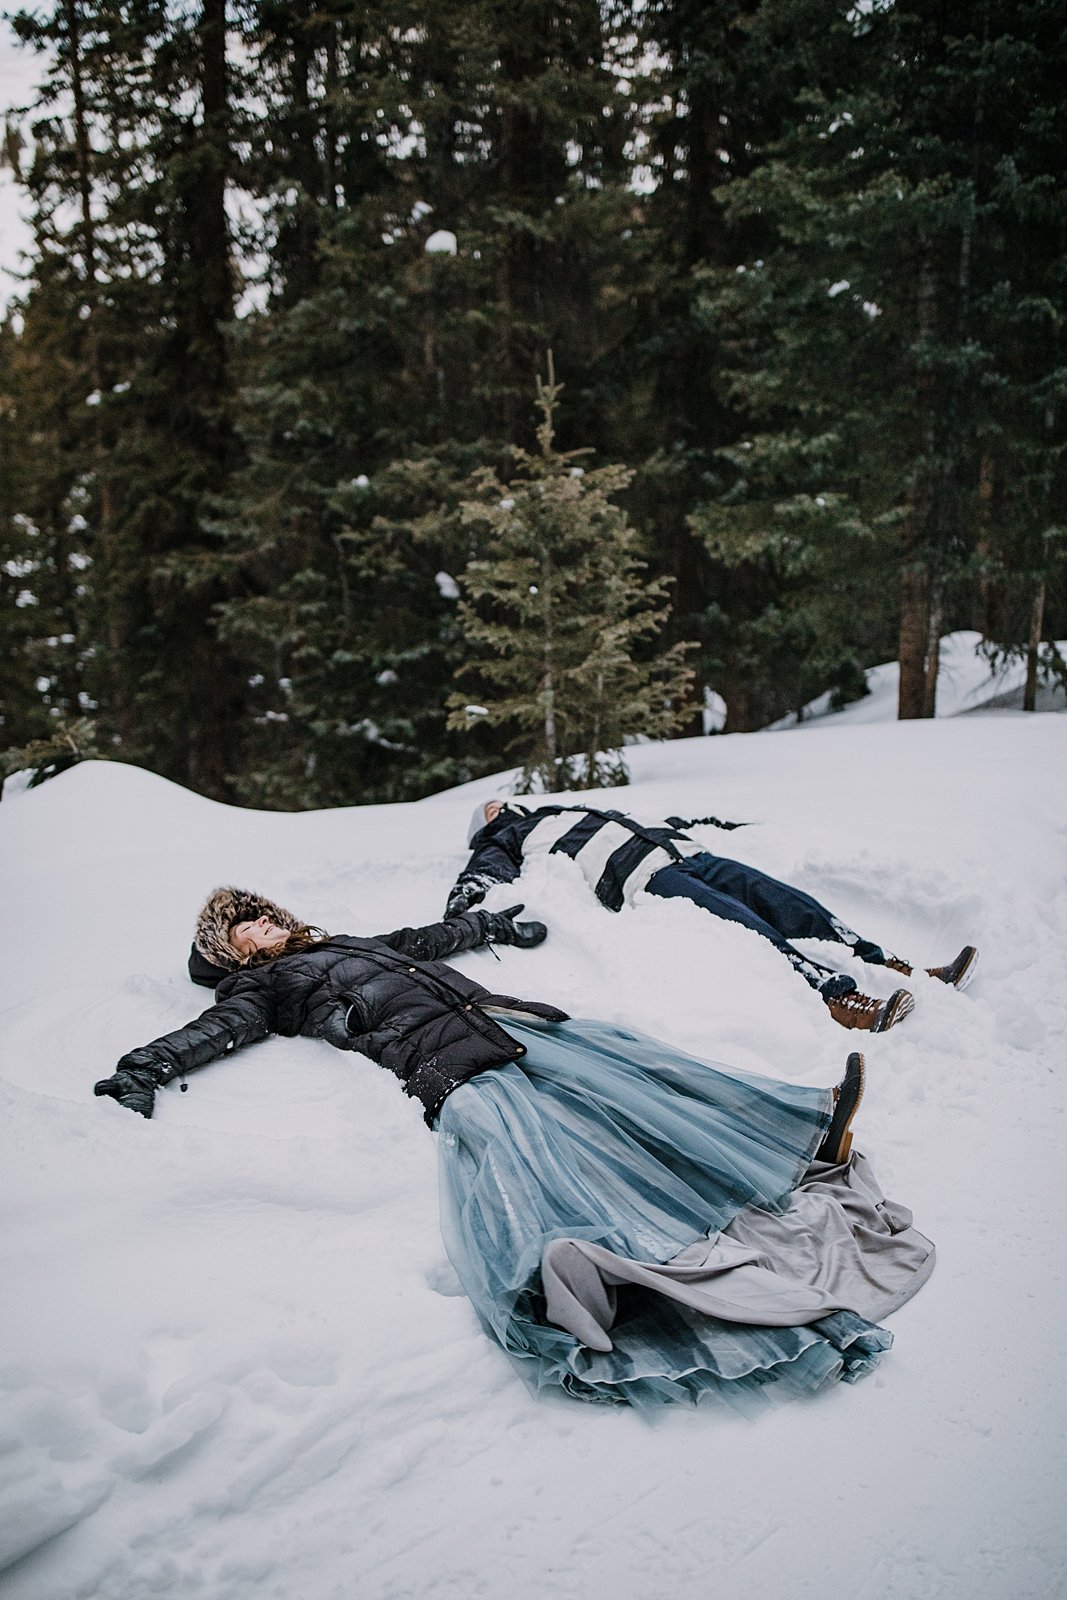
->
[337,945,536,1050]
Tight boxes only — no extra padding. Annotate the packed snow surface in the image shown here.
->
[766,629,1067,729]
[2,708,1066,1600]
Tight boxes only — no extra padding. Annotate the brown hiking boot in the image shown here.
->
[926,945,978,990]
[826,987,914,1032]
[884,946,978,989]
[816,1052,866,1164]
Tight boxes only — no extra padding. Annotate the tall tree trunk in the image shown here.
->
[63,0,127,737]
[898,560,930,719]
[541,548,557,765]
[921,581,942,718]
[495,81,540,440]
[492,11,573,441]
[973,452,997,635]
[323,23,339,209]
[187,0,235,798]
[193,0,231,371]
[722,660,753,734]
[898,253,938,719]
[280,1,321,304]
[1023,580,1046,712]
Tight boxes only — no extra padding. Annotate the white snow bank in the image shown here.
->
[2,712,1066,1599]
[767,629,1067,730]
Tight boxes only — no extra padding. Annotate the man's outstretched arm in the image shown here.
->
[666,813,746,832]
[445,828,526,916]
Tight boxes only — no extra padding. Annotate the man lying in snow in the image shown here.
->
[447,801,978,1033]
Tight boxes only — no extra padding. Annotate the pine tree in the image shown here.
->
[688,0,1067,722]
[447,361,694,790]
[12,0,1056,795]
[205,7,469,807]
[0,312,77,758]
[0,83,118,759]
[208,0,649,804]
[624,0,803,733]
[108,0,248,795]
[3,0,147,752]
[964,1,1067,707]
[6,0,250,795]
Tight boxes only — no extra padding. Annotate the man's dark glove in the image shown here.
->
[476,903,547,949]
[93,1054,170,1118]
[445,876,491,917]
[667,814,745,832]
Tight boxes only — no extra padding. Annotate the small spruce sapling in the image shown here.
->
[448,358,694,790]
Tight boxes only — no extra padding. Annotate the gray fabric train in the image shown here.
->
[541,1150,935,1353]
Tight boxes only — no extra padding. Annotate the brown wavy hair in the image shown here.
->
[242,922,331,968]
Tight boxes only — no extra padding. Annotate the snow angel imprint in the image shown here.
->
[93,887,935,1411]
[450,800,979,1035]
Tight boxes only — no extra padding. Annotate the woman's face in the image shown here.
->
[229,915,291,960]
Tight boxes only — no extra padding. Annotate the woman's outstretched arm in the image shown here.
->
[94,970,277,1117]
[372,906,546,964]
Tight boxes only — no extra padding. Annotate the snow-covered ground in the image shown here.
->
[767,629,1067,729]
[2,685,1066,1598]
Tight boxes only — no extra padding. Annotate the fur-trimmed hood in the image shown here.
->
[188,886,305,989]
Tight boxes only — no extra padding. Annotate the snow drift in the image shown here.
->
[1,693,1065,1599]
[766,629,1067,729]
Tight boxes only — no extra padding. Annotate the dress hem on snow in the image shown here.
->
[436,1017,934,1411]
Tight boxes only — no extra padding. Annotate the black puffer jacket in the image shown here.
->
[120,913,567,1122]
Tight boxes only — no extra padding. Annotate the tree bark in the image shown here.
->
[722,661,753,734]
[921,582,942,718]
[898,253,938,720]
[323,22,339,208]
[193,0,232,363]
[187,0,235,799]
[281,1,321,303]
[973,452,997,635]
[897,560,930,720]
[1023,580,1046,712]
[63,0,127,736]
[541,548,557,765]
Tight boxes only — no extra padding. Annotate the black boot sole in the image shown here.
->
[817,1051,866,1164]
[874,988,915,1032]
[930,945,979,991]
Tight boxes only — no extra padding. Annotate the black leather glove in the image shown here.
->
[94,1054,171,1118]
[476,903,547,949]
[446,880,487,917]
[667,813,745,832]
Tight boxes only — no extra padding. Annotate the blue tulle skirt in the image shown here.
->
[437,1018,893,1410]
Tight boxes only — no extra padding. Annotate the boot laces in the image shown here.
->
[833,991,879,1016]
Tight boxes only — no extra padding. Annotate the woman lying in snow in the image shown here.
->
[93,887,935,1411]
[449,799,979,1033]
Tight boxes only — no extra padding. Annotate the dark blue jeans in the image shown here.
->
[646,853,892,997]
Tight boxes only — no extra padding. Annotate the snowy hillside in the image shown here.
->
[766,630,1067,730]
[2,710,1066,1600]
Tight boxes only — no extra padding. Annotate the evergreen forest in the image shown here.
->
[1,0,1064,807]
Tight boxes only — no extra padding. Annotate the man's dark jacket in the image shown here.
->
[447,804,742,917]
[119,914,567,1123]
